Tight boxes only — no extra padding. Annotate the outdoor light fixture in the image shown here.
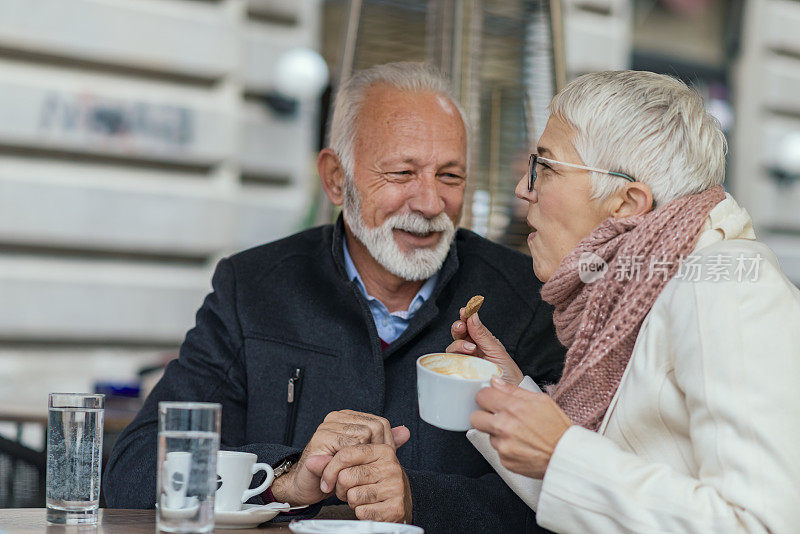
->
[264,47,329,116]
[771,131,800,185]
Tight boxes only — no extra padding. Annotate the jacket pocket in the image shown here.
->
[242,336,353,447]
[283,367,304,446]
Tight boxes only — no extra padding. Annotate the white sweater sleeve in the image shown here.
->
[535,248,800,534]
[466,376,544,511]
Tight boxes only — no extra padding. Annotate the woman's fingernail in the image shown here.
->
[320,481,329,493]
[464,342,476,351]
[491,376,509,388]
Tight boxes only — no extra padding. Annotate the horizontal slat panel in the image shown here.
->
[0,0,235,78]
[0,158,231,255]
[0,349,164,415]
[765,0,800,57]
[0,60,235,165]
[247,0,303,21]
[567,0,628,14]
[564,11,630,75]
[233,187,310,250]
[0,205,309,342]
[240,101,308,179]
[762,57,800,113]
[0,257,210,343]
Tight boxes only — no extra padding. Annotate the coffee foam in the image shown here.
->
[420,353,500,380]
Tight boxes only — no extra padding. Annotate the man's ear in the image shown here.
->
[609,182,654,218]
[318,148,345,206]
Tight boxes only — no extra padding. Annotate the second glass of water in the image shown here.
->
[46,393,104,525]
[157,402,221,533]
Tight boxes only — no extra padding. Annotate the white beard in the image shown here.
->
[341,176,456,281]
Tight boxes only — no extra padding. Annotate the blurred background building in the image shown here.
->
[0,0,798,507]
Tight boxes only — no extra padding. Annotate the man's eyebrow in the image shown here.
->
[536,146,553,158]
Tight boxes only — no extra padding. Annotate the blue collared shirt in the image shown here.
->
[343,239,439,344]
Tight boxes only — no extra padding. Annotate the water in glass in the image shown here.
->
[46,395,104,525]
[156,402,220,534]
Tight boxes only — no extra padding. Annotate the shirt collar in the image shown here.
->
[342,237,439,315]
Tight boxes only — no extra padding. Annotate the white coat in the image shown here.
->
[475,195,800,533]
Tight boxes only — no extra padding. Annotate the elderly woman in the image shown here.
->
[447,71,800,533]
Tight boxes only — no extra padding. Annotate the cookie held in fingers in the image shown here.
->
[464,295,484,319]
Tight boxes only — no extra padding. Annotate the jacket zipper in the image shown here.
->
[283,367,304,446]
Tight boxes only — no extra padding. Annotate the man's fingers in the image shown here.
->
[319,444,388,494]
[323,411,393,447]
[334,463,381,500]
[391,426,410,448]
[304,454,333,478]
[354,502,385,521]
[346,483,386,508]
[326,422,373,446]
[322,414,384,446]
[338,410,395,448]
[311,426,369,456]
[354,500,403,522]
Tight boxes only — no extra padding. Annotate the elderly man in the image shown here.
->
[104,62,564,533]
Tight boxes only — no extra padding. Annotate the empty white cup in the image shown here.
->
[214,451,274,512]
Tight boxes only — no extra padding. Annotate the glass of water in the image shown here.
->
[157,402,221,533]
[46,393,105,525]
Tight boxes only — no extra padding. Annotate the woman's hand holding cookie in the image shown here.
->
[447,298,524,385]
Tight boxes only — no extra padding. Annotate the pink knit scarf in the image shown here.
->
[541,185,726,430]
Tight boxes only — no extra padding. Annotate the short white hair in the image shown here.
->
[550,70,727,206]
[329,61,469,178]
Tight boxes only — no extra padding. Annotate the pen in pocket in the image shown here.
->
[283,367,304,446]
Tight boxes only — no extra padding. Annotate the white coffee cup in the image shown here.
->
[417,353,502,431]
[214,451,275,512]
[162,451,192,510]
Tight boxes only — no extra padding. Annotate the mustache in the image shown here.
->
[388,212,453,233]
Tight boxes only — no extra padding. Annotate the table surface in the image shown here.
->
[1,507,358,533]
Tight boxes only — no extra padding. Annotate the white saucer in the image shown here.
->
[288,519,424,533]
[156,497,201,520]
[214,502,291,529]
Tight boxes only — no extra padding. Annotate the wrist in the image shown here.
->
[270,468,295,504]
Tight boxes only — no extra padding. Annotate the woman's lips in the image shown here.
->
[526,220,538,243]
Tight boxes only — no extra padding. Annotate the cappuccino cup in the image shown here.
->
[214,451,274,512]
[417,353,501,431]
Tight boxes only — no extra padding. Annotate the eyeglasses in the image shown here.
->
[527,154,635,192]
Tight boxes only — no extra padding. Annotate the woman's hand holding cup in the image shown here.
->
[447,310,524,386]
[471,378,572,479]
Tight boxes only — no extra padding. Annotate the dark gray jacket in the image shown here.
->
[104,218,564,533]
